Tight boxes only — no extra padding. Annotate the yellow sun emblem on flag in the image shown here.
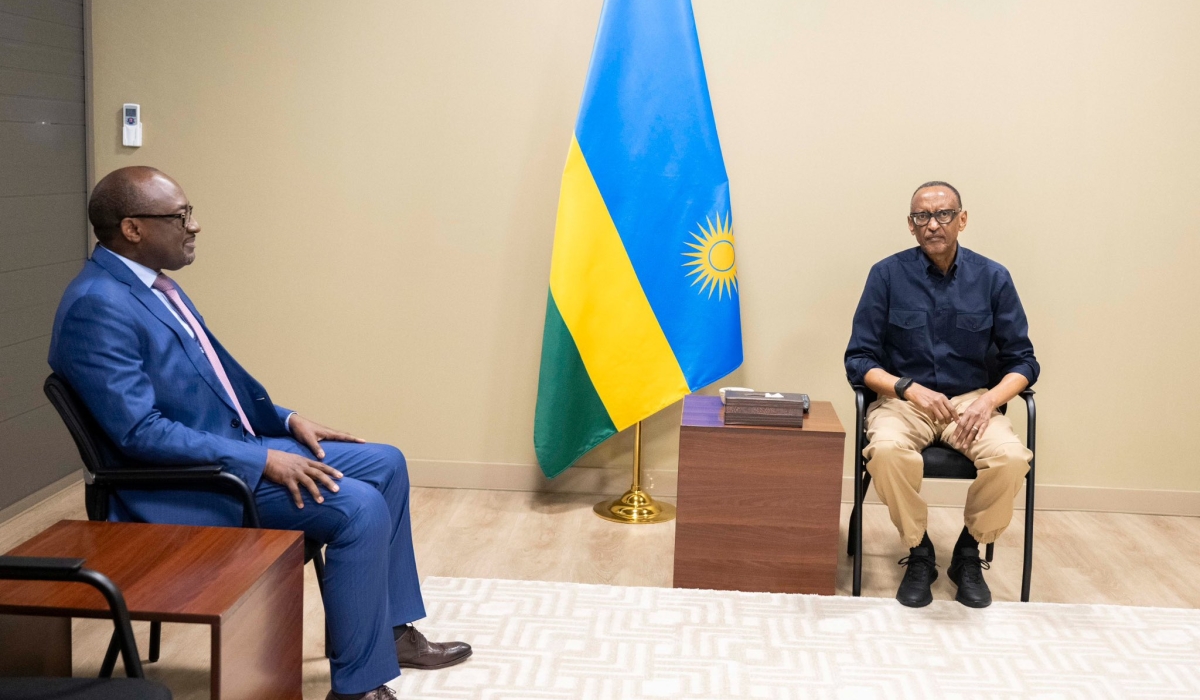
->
[683,213,738,300]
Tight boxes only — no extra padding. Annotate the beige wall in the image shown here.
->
[89,1,1200,496]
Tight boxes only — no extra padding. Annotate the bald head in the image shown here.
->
[88,166,172,244]
[88,166,199,271]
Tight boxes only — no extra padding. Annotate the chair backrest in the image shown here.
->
[43,373,123,481]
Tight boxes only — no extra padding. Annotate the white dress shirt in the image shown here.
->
[104,245,195,339]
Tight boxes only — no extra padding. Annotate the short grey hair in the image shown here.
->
[912,181,962,209]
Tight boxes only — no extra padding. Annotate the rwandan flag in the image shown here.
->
[534,0,742,478]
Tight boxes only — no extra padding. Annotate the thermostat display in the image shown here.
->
[122,103,142,147]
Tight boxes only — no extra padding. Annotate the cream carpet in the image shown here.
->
[390,576,1200,699]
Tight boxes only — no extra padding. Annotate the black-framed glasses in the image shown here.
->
[128,205,194,228]
[909,209,960,226]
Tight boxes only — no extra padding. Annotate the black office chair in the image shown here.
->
[43,373,331,672]
[0,555,173,699]
[847,383,1036,602]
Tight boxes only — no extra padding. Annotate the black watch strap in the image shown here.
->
[894,377,914,400]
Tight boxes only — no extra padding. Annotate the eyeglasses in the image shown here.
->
[128,205,194,228]
[909,209,960,226]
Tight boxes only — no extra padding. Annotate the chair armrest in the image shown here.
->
[0,556,143,678]
[93,467,261,528]
[1019,389,1036,453]
[94,464,223,482]
[852,385,867,457]
[0,556,85,579]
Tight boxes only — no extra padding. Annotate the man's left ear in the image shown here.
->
[958,210,968,231]
[119,217,143,244]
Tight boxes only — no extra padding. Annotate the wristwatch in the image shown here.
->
[894,377,914,401]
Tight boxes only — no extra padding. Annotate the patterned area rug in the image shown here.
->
[391,577,1200,699]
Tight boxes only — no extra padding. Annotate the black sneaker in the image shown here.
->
[948,545,992,608]
[896,545,938,608]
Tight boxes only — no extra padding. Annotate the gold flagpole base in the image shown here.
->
[593,420,674,523]
[593,488,676,524]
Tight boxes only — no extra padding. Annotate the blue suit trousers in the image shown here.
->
[253,437,425,694]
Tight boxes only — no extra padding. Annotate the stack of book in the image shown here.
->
[723,391,810,428]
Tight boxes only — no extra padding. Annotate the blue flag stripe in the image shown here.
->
[574,0,741,390]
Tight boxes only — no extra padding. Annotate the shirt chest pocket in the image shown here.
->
[888,308,928,350]
[954,311,994,357]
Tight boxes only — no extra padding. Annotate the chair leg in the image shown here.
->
[852,471,870,597]
[1022,473,1035,602]
[847,502,859,557]
[313,548,326,597]
[311,547,330,658]
[99,630,120,678]
[985,542,994,562]
[148,620,161,662]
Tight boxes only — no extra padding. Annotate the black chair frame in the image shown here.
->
[847,385,1036,602]
[0,555,144,679]
[43,373,330,674]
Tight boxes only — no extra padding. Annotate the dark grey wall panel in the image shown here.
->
[0,94,85,123]
[0,404,81,512]
[0,0,84,515]
[0,335,52,422]
[0,1,84,28]
[0,194,86,272]
[0,301,56,349]
[0,12,83,51]
[0,122,85,196]
[0,259,81,313]
[0,66,83,101]
[0,38,83,76]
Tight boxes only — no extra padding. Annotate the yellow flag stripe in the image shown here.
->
[548,138,689,430]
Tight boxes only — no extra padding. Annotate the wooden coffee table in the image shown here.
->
[0,520,304,700]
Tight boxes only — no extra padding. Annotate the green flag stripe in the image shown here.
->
[534,290,616,478]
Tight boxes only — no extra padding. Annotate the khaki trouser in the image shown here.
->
[863,389,1032,548]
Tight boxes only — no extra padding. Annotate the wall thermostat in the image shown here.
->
[122,103,142,147]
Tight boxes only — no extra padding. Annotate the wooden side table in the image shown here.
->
[673,394,845,595]
[0,520,304,700]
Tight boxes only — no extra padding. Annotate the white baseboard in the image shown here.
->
[406,459,1200,517]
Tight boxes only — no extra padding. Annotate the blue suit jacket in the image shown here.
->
[49,246,292,525]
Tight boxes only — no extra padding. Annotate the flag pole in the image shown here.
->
[593,421,676,524]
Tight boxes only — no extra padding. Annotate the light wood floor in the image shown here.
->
[2,482,1198,699]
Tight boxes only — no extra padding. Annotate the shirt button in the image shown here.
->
[231,418,241,429]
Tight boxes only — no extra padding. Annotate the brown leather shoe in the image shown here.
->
[395,624,472,669]
[325,685,397,700]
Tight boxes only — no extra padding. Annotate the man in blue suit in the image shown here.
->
[50,166,470,700]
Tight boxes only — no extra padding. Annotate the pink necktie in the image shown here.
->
[152,274,255,436]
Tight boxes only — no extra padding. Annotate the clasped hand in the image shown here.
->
[264,414,366,509]
[905,383,994,450]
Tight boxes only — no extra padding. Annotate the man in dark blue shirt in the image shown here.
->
[844,181,1038,609]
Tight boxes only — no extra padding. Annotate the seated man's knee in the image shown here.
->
[996,443,1032,474]
[866,439,918,469]
[864,440,922,483]
[354,442,408,489]
[334,480,391,542]
[376,443,408,486]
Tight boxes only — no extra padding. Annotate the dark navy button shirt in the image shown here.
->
[844,246,1039,397]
